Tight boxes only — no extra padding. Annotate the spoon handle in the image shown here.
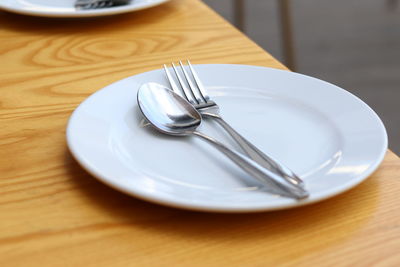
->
[192,131,309,199]
[206,115,304,188]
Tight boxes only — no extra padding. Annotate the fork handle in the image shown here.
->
[204,114,305,188]
[191,131,308,199]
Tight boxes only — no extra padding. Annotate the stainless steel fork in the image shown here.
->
[164,60,305,188]
[75,0,130,10]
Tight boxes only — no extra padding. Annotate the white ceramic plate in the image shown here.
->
[0,0,169,17]
[66,64,387,212]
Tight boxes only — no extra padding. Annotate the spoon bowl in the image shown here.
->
[137,83,201,136]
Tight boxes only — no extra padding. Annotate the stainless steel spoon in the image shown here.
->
[137,82,309,199]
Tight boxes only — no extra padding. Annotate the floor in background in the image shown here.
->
[203,0,400,155]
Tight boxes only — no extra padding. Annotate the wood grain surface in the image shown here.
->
[0,0,399,266]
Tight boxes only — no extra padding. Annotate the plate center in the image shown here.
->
[111,86,342,191]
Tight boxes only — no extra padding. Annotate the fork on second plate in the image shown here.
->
[75,0,131,10]
[163,60,305,188]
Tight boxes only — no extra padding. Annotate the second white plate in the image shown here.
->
[0,0,169,17]
[66,64,387,212]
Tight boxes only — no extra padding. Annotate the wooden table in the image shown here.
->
[1,0,399,265]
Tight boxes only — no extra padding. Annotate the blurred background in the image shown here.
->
[203,0,400,154]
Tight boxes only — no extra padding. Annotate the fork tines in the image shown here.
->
[163,60,211,107]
